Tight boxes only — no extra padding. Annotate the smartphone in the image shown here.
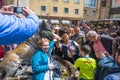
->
[13,7,23,14]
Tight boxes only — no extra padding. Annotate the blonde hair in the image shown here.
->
[37,38,50,46]
[68,28,74,34]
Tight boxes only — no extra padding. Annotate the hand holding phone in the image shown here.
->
[13,7,23,14]
[22,7,34,17]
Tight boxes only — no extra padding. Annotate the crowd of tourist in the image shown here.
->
[1,19,120,80]
[30,20,120,80]
[0,4,120,80]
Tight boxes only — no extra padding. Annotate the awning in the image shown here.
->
[51,19,59,24]
[62,20,70,24]
[40,19,48,23]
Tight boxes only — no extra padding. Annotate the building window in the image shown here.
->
[111,0,120,8]
[74,0,80,4]
[101,0,106,6]
[64,0,69,3]
[84,10,86,14]
[75,9,79,14]
[53,0,58,1]
[92,11,95,15]
[84,0,97,7]
[53,7,58,13]
[64,8,69,13]
[41,6,46,11]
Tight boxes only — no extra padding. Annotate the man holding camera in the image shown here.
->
[0,5,40,45]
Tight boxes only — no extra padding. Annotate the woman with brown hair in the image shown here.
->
[55,33,81,64]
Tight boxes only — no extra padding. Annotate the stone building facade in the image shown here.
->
[83,0,112,21]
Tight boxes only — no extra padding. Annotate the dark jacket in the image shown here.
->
[89,35,113,60]
[88,35,114,80]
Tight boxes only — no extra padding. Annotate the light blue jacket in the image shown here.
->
[0,13,39,45]
[31,40,55,80]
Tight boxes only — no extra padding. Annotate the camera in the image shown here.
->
[13,7,23,14]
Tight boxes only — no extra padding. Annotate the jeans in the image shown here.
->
[98,56,119,69]
[104,73,120,80]
[54,77,61,80]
